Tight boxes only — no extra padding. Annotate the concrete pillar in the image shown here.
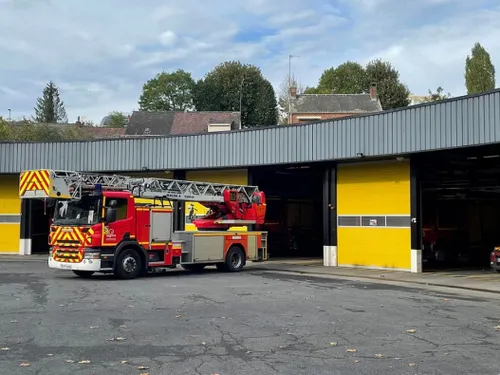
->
[322,165,338,267]
[19,199,32,255]
[410,158,422,273]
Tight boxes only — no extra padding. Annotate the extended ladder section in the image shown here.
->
[19,169,261,203]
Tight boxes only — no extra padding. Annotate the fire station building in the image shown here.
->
[2,89,500,273]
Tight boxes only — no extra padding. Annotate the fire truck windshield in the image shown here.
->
[52,197,102,226]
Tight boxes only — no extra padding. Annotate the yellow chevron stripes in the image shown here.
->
[52,248,83,263]
[19,169,51,197]
[50,226,95,262]
[49,226,93,246]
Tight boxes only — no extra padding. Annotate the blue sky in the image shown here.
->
[0,0,499,123]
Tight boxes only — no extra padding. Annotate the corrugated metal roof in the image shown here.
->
[1,89,500,174]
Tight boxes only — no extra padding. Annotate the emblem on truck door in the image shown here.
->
[104,227,116,240]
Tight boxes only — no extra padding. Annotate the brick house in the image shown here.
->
[125,111,241,136]
[288,85,383,124]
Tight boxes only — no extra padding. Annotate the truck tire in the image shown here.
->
[181,264,206,272]
[73,271,94,278]
[114,248,142,279]
[225,246,246,272]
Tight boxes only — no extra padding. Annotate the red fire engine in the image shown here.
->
[18,169,268,279]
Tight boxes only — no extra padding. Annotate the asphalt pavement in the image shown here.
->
[0,261,500,375]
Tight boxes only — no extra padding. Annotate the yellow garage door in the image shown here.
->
[185,169,248,231]
[337,160,411,270]
[0,175,21,253]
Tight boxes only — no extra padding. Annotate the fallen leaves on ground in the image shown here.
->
[89,326,99,329]
[10,320,18,323]
[120,360,128,364]
[346,348,357,353]
[409,363,417,367]
[20,363,31,367]
[406,329,417,333]
[494,325,500,331]
[175,315,182,318]
[65,360,75,363]
[107,337,126,341]
[47,354,54,357]
[78,360,91,364]
[1,347,10,351]
[329,342,338,347]
[137,366,150,370]
[375,354,384,358]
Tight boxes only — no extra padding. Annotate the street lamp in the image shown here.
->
[8,108,11,121]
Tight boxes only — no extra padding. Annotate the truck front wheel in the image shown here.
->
[114,248,142,279]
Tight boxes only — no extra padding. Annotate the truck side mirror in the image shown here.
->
[105,207,117,223]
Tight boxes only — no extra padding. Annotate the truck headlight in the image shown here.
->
[84,251,101,260]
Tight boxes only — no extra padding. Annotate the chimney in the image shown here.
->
[369,83,377,100]
[290,86,297,99]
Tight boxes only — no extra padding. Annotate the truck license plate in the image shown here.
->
[60,263,72,269]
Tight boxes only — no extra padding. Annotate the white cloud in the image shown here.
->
[159,30,177,46]
[0,0,498,122]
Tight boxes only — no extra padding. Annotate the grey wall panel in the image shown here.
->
[1,90,500,174]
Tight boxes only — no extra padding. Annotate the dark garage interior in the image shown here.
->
[249,164,324,258]
[418,145,500,270]
[25,200,53,254]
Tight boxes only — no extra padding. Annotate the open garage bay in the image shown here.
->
[419,145,500,270]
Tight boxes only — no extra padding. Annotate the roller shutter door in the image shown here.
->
[337,160,411,270]
[0,175,21,253]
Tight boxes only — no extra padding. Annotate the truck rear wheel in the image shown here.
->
[73,271,94,278]
[114,248,142,279]
[225,246,246,272]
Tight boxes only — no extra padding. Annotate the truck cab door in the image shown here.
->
[102,197,132,246]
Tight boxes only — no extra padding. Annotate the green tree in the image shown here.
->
[9,119,87,142]
[13,120,38,141]
[422,86,451,103]
[314,61,367,94]
[364,59,411,109]
[0,117,13,140]
[34,81,68,123]
[193,61,278,128]
[255,80,279,126]
[105,111,128,128]
[465,42,496,94]
[139,69,196,111]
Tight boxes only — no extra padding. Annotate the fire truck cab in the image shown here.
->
[19,169,268,279]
